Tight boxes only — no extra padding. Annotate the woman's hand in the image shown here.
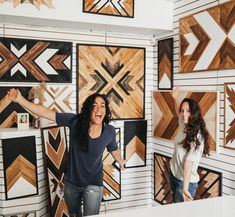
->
[182,190,193,201]
[119,159,127,171]
[7,88,22,103]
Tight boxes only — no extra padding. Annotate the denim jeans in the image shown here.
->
[170,171,198,203]
[64,180,103,217]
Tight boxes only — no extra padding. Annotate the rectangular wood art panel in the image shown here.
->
[0,86,33,128]
[0,0,54,9]
[41,126,69,217]
[179,1,235,73]
[3,212,36,217]
[152,91,218,152]
[224,83,235,149]
[102,128,121,201]
[154,153,222,205]
[77,44,145,120]
[158,38,173,90]
[124,120,147,168]
[2,136,38,200]
[83,0,134,17]
[0,37,72,82]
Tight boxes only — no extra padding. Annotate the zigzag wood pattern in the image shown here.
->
[158,38,173,89]
[78,44,145,119]
[0,37,72,82]
[124,120,147,168]
[42,126,69,217]
[84,0,134,17]
[2,136,38,200]
[224,83,235,149]
[102,128,121,201]
[152,91,217,151]
[154,153,222,205]
[1,0,54,9]
[0,86,32,128]
[7,212,36,217]
[180,1,235,72]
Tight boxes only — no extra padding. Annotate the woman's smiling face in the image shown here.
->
[90,96,106,125]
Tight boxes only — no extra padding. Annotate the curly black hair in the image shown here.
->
[179,98,210,156]
[76,93,111,151]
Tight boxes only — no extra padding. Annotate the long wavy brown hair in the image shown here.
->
[179,98,210,156]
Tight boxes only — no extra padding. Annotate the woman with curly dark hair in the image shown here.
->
[8,89,126,217]
[170,89,210,203]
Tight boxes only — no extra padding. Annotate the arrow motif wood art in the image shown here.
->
[83,0,134,17]
[180,1,235,72]
[0,0,54,9]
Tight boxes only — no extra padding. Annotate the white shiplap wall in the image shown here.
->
[152,0,235,206]
[0,24,154,215]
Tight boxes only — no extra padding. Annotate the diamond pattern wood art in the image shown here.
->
[224,83,235,149]
[0,37,72,82]
[0,86,33,128]
[158,38,173,90]
[152,91,218,151]
[180,1,235,72]
[154,153,222,205]
[83,0,134,17]
[41,126,69,217]
[1,0,54,9]
[77,44,145,120]
[124,120,147,168]
[102,128,121,201]
[2,136,38,200]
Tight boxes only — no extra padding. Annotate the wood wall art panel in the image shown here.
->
[124,120,147,168]
[83,0,134,17]
[179,1,235,73]
[158,38,173,90]
[4,212,36,217]
[0,37,72,82]
[0,86,33,128]
[224,83,235,149]
[2,136,38,200]
[0,0,54,9]
[41,126,69,217]
[152,91,218,151]
[77,44,145,120]
[102,128,121,201]
[154,153,222,205]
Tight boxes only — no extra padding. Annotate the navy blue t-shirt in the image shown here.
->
[56,112,118,187]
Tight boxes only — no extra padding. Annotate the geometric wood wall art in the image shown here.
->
[3,212,36,217]
[152,91,218,152]
[83,0,134,17]
[77,44,145,120]
[0,0,54,10]
[179,1,235,73]
[158,38,173,90]
[2,136,38,200]
[154,152,222,205]
[0,86,33,128]
[41,126,69,217]
[124,120,147,168]
[102,128,121,201]
[0,37,72,82]
[224,83,235,149]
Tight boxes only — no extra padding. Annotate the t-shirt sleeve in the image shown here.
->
[56,112,76,127]
[107,127,118,152]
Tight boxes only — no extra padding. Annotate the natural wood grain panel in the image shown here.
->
[1,0,54,9]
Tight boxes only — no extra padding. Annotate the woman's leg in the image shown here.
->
[188,182,198,198]
[170,173,184,203]
[83,185,103,216]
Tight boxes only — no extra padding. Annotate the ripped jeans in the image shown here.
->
[64,180,103,217]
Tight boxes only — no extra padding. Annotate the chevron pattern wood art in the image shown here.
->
[124,120,147,168]
[0,86,32,128]
[41,126,69,217]
[0,37,72,82]
[179,1,235,72]
[152,91,218,151]
[83,0,134,17]
[158,38,173,90]
[4,212,36,217]
[224,83,235,149]
[77,44,145,120]
[1,0,54,9]
[2,136,38,200]
[102,128,121,201]
[154,153,222,205]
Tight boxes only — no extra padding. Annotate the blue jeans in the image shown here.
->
[64,180,103,217]
[170,171,198,203]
